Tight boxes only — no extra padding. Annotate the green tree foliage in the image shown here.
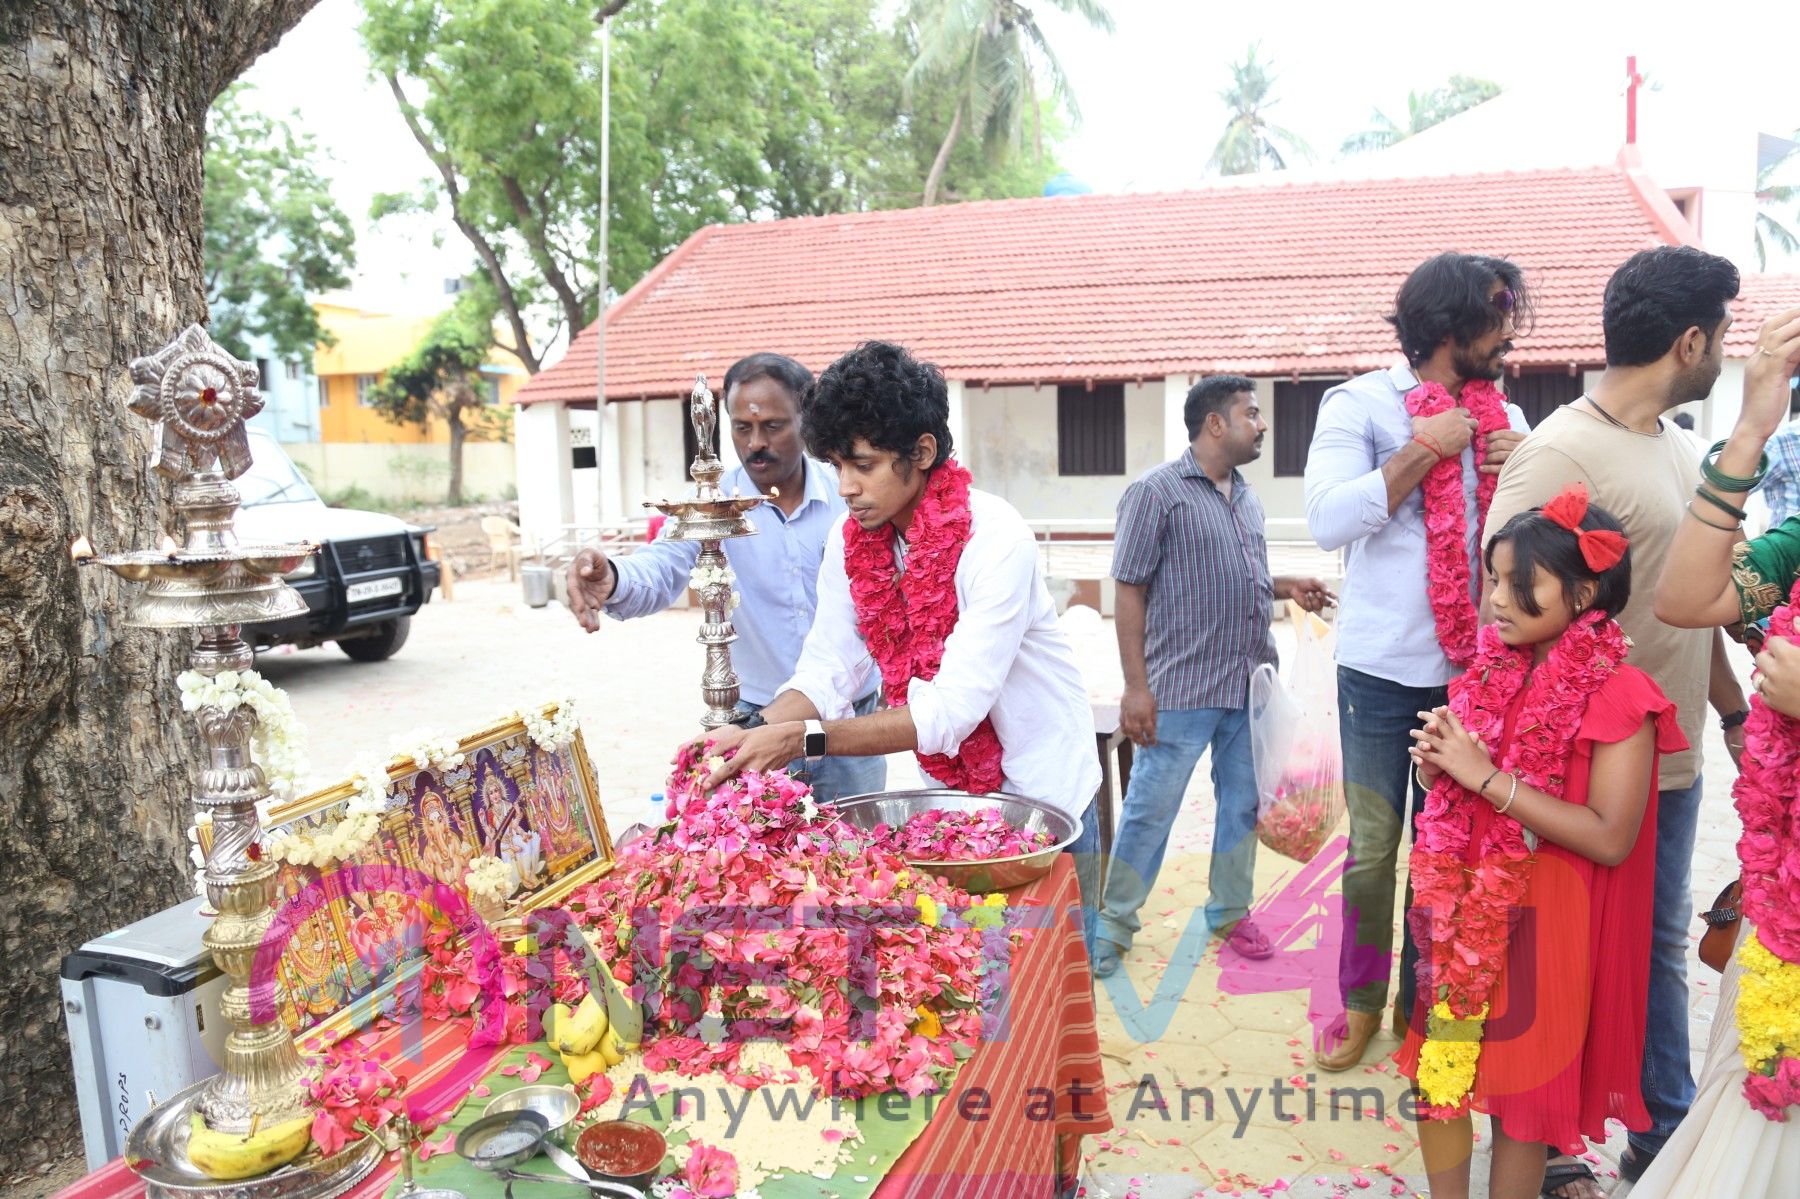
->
[1209,43,1309,176]
[1340,75,1502,155]
[203,84,356,361]
[360,0,1076,372]
[903,0,1113,206]
[368,283,507,504]
[1756,134,1800,269]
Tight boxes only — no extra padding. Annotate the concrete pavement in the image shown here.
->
[260,578,1748,1198]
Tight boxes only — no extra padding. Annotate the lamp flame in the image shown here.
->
[69,535,95,562]
[159,534,180,556]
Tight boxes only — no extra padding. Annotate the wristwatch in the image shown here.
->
[803,719,828,761]
[1721,708,1750,732]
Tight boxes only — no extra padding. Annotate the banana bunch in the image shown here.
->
[544,940,644,1085]
[186,1111,313,1180]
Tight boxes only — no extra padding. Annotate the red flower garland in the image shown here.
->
[843,460,1004,792]
[1405,611,1629,1117]
[1730,578,1800,1120]
[1405,379,1512,668]
[1736,579,1800,961]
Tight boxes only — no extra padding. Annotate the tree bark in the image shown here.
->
[0,0,321,1176]
[445,405,467,506]
[922,100,963,208]
[386,73,545,374]
[498,173,588,335]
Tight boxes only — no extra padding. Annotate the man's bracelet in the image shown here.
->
[1721,708,1750,732]
[1413,433,1448,461]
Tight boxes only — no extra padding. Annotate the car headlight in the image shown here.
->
[284,556,318,580]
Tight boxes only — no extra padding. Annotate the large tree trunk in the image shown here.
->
[446,409,467,506]
[922,100,963,208]
[0,0,321,1176]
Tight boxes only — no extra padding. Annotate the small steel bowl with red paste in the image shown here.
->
[575,1120,667,1189]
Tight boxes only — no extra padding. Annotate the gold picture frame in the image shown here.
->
[239,702,615,1041]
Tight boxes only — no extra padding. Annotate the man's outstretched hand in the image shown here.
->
[567,547,615,632]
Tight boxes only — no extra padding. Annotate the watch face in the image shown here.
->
[805,731,828,758]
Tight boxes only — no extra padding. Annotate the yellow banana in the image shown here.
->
[598,1025,627,1067]
[187,1111,312,1180]
[562,1046,609,1084]
[545,1001,573,1048]
[555,993,607,1055]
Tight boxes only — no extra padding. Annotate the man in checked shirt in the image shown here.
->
[1093,375,1334,979]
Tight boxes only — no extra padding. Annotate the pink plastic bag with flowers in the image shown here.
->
[1248,602,1345,863]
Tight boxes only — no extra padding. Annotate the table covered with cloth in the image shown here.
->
[56,857,1110,1199]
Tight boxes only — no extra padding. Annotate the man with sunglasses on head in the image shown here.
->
[1302,253,1530,1072]
[566,351,885,803]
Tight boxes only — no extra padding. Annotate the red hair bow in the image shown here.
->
[1540,483,1629,572]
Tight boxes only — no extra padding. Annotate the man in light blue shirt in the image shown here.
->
[566,353,884,801]
[1302,253,1529,1072]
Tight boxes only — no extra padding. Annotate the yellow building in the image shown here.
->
[312,301,527,444]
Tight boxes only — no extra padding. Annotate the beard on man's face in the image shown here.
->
[1454,339,1511,383]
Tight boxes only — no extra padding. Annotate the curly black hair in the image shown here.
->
[1388,252,1532,367]
[801,341,953,469]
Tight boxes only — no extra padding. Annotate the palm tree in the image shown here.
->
[1209,44,1309,176]
[1756,136,1800,269]
[1340,75,1501,155]
[906,0,1115,207]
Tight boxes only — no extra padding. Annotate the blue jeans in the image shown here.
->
[1338,666,1443,1017]
[731,692,887,803]
[1633,775,1703,1159]
[1096,706,1259,951]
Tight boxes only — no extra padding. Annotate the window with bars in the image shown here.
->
[356,374,378,406]
[1057,384,1126,476]
[1272,379,1342,477]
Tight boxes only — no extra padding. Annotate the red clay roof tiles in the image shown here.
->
[517,165,1800,405]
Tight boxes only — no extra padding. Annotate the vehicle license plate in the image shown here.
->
[347,577,404,603]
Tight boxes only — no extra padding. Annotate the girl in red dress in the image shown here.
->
[1402,487,1686,1199]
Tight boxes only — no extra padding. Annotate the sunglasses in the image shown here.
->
[1492,288,1517,314]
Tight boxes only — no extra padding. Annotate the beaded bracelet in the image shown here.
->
[1701,439,1770,493]
[1694,484,1750,523]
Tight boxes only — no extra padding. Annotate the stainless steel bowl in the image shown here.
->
[483,1084,580,1145]
[456,1110,549,1173]
[830,789,1077,891]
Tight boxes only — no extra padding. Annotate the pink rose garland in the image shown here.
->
[842,459,1004,793]
[1729,578,1800,1119]
[1405,611,1628,1118]
[1404,379,1511,669]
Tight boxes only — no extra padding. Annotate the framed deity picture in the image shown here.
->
[241,702,614,1038]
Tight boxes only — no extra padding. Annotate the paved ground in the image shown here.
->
[243,579,1745,1197]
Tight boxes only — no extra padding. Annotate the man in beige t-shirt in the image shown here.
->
[1483,246,1748,1196]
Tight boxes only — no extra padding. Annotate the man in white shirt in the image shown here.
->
[1302,252,1529,1071]
[692,341,1104,947]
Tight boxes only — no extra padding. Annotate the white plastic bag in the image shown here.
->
[1248,602,1346,863]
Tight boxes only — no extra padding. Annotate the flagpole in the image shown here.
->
[596,11,611,526]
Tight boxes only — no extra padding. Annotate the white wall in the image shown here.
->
[961,381,1164,520]
[515,401,573,534]
[287,441,515,505]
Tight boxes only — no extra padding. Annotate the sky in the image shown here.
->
[237,0,1800,320]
